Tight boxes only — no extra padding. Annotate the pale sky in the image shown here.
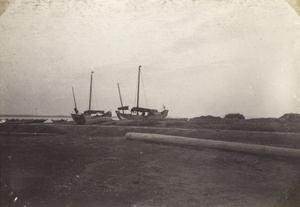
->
[0,0,299,118]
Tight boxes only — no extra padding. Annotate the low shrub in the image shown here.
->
[224,113,245,120]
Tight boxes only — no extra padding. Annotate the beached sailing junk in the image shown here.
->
[116,66,168,120]
[71,71,112,125]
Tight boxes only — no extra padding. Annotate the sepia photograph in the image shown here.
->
[0,0,300,206]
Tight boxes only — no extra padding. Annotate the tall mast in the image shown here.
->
[89,71,94,111]
[117,83,124,113]
[72,87,77,109]
[137,65,141,109]
[72,87,79,114]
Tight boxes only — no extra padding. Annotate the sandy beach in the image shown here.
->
[0,119,300,207]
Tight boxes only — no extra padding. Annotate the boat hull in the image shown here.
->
[116,110,168,120]
[31,119,48,123]
[51,119,68,123]
[71,111,112,125]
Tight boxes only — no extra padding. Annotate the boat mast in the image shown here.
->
[89,71,94,111]
[72,87,79,114]
[117,83,124,113]
[137,65,141,110]
[72,87,77,109]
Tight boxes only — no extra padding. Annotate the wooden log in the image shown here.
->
[126,132,300,159]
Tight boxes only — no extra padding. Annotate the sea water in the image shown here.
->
[0,115,72,123]
[0,115,119,123]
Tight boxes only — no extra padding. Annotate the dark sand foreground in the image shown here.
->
[0,120,300,207]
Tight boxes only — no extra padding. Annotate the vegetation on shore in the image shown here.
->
[113,113,300,133]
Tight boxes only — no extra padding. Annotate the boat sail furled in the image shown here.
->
[71,71,112,125]
[116,66,168,120]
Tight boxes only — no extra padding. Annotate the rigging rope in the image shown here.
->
[140,71,149,108]
[92,79,99,109]
[87,78,100,110]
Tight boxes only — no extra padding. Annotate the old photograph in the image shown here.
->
[0,0,300,206]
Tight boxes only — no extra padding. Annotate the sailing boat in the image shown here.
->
[115,65,168,120]
[71,71,112,125]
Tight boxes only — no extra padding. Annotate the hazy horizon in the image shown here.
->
[0,113,286,119]
[0,0,299,118]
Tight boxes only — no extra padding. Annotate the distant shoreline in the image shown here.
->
[0,114,71,118]
[0,114,279,119]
